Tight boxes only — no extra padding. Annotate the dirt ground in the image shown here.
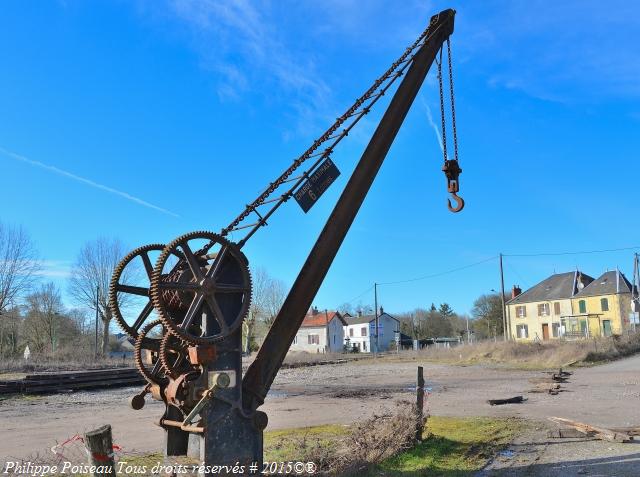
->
[1,355,639,475]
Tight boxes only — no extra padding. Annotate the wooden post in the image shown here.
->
[84,425,117,477]
[416,366,425,440]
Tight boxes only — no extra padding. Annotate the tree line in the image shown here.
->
[339,294,506,341]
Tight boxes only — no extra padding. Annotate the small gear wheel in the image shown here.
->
[150,231,252,345]
[109,243,183,339]
[134,319,169,386]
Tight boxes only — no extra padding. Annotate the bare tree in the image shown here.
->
[245,267,270,353]
[0,222,40,312]
[23,282,64,353]
[243,267,287,353]
[263,277,286,327]
[68,237,127,354]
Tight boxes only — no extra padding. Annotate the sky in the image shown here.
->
[1,0,639,317]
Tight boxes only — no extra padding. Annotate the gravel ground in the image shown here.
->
[1,354,639,475]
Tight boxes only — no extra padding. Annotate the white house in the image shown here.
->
[290,308,347,353]
[344,308,399,353]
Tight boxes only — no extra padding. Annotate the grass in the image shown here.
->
[264,424,350,463]
[375,335,640,370]
[8,417,517,476]
[371,416,519,476]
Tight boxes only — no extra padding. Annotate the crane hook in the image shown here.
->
[442,159,464,214]
[447,192,464,212]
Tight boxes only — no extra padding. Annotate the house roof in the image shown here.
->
[344,312,398,326]
[574,270,633,297]
[300,310,347,328]
[507,271,594,305]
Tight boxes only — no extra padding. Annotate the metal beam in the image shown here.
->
[242,9,455,411]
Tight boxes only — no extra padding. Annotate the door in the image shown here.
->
[542,324,550,340]
[602,320,612,337]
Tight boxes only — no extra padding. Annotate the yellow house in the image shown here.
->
[507,271,594,341]
[568,270,635,337]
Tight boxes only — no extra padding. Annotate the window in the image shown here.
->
[515,306,526,318]
[363,342,367,351]
[516,324,529,339]
[361,327,367,337]
[554,302,561,315]
[293,336,297,344]
[600,298,609,312]
[578,300,586,313]
[349,328,354,337]
[537,303,550,316]
[307,334,319,345]
[552,323,560,337]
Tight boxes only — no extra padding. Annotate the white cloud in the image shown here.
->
[165,0,331,134]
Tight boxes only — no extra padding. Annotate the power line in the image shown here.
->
[377,256,497,286]
[503,245,640,258]
[342,285,374,305]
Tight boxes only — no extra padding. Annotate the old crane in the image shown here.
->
[109,8,462,473]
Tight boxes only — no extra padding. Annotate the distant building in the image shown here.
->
[507,271,594,341]
[568,270,635,337]
[344,308,400,352]
[290,307,347,353]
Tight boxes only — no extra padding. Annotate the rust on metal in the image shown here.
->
[188,345,217,366]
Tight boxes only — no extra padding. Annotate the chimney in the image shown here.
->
[312,306,319,315]
[511,285,522,299]
[379,306,384,315]
[357,309,362,317]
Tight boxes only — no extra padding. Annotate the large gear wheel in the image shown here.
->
[109,243,182,339]
[150,231,252,345]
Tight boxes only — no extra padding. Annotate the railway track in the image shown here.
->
[0,368,144,395]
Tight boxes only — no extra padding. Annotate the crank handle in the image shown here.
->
[182,372,230,427]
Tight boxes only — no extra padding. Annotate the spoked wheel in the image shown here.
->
[109,243,182,339]
[150,231,252,344]
[134,319,169,386]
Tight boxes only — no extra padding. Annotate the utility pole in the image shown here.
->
[374,282,379,355]
[499,253,508,341]
[324,309,329,353]
[465,314,470,344]
[633,253,639,333]
[95,285,99,359]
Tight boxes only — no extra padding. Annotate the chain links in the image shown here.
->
[447,39,458,163]
[436,48,448,162]
[220,14,443,240]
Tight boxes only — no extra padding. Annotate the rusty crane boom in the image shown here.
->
[109,8,462,474]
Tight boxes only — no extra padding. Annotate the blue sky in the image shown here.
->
[1,0,639,316]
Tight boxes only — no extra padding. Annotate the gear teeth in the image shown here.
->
[159,331,188,380]
[134,318,167,386]
[150,230,252,346]
[109,243,165,339]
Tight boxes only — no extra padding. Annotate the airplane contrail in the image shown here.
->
[420,94,448,160]
[0,146,180,217]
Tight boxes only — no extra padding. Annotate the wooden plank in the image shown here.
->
[549,417,632,443]
[488,396,525,406]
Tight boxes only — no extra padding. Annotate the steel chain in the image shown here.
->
[220,14,442,241]
[437,48,448,163]
[447,38,458,162]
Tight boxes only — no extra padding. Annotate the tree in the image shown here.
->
[0,222,40,312]
[263,276,286,327]
[23,282,65,353]
[471,293,504,340]
[68,237,127,354]
[0,223,40,357]
[244,267,287,353]
[438,303,454,318]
